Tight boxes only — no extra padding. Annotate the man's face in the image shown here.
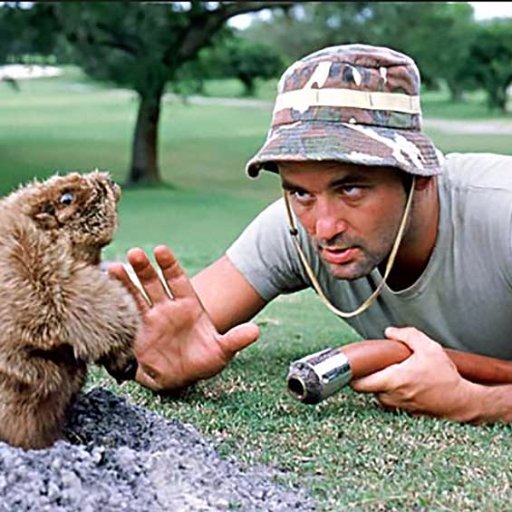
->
[279,161,409,281]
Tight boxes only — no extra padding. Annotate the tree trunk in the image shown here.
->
[487,85,508,113]
[238,73,255,97]
[496,86,508,113]
[447,80,463,102]
[128,89,163,184]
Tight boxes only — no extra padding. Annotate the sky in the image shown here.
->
[470,2,512,19]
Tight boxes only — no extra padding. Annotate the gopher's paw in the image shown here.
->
[100,351,138,383]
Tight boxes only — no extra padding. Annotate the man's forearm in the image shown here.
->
[192,255,266,333]
[455,382,512,424]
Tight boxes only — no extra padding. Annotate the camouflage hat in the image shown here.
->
[246,44,443,178]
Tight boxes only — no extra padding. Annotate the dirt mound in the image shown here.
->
[0,388,315,511]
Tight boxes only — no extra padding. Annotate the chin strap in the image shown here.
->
[282,177,416,319]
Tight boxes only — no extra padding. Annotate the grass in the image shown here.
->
[1,67,512,511]
[421,86,512,120]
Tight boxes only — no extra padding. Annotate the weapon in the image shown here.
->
[287,339,512,404]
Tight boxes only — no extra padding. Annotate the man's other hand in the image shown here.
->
[351,326,479,421]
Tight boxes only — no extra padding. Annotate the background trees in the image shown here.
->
[466,19,512,112]
[172,32,285,98]
[201,37,284,97]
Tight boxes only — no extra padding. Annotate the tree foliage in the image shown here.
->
[466,19,512,112]
[0,3,57,64]
[200,35,285,96]
[171,30,285,98]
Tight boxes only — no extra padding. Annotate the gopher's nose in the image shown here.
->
[107,178,121,201]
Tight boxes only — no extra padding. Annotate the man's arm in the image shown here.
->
[351,326,512,423]
[467,384,512,423]
[109,246,267,392]
[192,255,267,334]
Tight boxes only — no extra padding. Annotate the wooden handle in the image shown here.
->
[340,339,512,384]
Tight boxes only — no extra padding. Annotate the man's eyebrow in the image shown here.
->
[281,174,371,191]
[330,175,371,187]
[280,178,303,191]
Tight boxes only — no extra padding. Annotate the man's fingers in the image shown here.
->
[350,364,400,393]
[218,322,260,358]
[135,365,163,392]
[108,262,151,313]
[154,245,197,299]
[127,247,170,305]
[385,326,441,353]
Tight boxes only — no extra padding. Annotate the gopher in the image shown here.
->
[0,170,140,449]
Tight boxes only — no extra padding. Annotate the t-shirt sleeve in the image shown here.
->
[226,198,309,301]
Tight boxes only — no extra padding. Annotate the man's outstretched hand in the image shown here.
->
[108,245,260,392]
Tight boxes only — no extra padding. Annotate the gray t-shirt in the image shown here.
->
[226,153,512,359]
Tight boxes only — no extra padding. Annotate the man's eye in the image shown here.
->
[291,190,312,202]
[340,186,363,199]
[59,191,74,205]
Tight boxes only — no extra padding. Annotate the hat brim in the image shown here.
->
[246,121,442,178]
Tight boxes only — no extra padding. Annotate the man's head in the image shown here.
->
[246,44,442,179]
[279,160,428,280]
[246,44,442,284]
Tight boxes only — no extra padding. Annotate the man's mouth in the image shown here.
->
[319,246,359,265]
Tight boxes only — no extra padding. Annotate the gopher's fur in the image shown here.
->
[0,171,140,449]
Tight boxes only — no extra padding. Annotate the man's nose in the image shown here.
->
[315,201,347,241]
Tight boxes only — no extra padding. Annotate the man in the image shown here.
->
[110,44,512,423]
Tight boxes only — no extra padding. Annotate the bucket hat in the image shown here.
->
[246,44,443,178]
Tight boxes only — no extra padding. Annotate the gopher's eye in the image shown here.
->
[59,191,74,205]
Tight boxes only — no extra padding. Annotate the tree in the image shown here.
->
[466,19,512,112]
[199,36,285,97]
[44,1,291,185]
[0,3,57,63]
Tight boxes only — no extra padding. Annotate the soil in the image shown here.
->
[0,388,316,512]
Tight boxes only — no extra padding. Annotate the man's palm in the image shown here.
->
[109,245,259,391]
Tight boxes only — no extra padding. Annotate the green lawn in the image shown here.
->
[1,68,511,511]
